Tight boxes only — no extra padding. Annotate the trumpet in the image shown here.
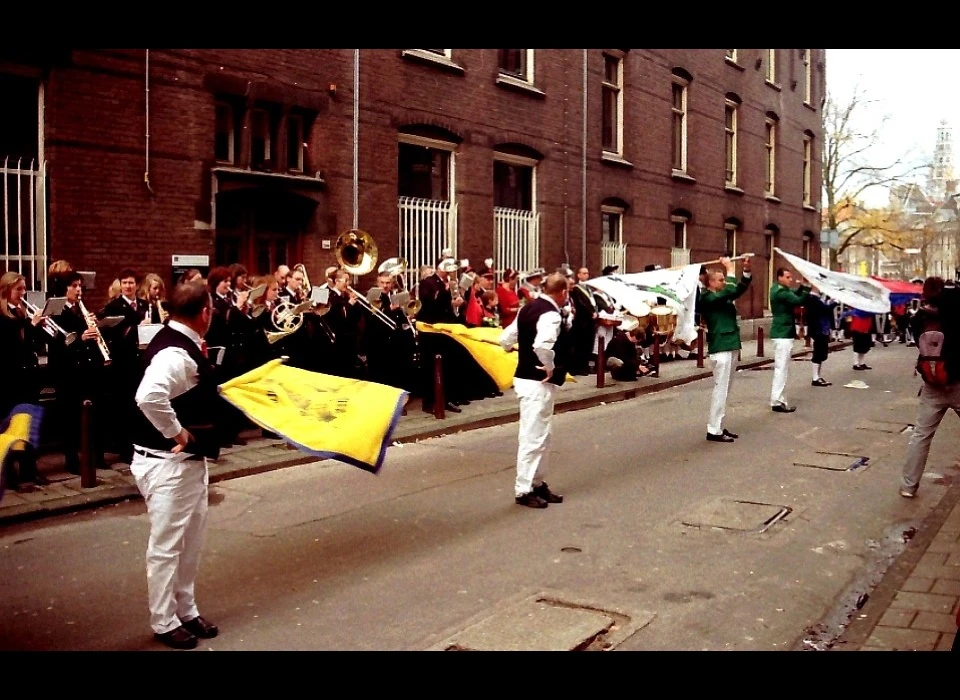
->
[78,300,111,364]
[335,229,399,331]
[23,299,77,346]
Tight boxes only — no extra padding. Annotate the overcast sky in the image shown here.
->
[825,49,960,205]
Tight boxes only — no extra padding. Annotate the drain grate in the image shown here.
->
[793,452,871,472]
[680,498,791,534]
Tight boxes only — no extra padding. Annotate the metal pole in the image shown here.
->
[80,400,96,488]
[353,49,359,230]
[696,325,705,368]
[596,335,605,388]
[757,325,765,357]
[433,353,445,420]
[581,49,587,268]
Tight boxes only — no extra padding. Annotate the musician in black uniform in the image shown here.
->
[325,270,364,379]
[569,267,598,375]
[416,258,467,413]
[100,267,150,463]
[0,271,49,489]
[49,271,109,473]
[366,271,416,392]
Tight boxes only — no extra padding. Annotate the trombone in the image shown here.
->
[23,299,78,346]
[335,229,399,331]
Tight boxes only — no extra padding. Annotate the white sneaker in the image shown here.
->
[899,488,916,498]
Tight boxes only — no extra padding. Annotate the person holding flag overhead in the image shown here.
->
[768,267,811,413]
[699,256,752,443]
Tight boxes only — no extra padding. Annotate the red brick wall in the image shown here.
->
[32,48,824,315]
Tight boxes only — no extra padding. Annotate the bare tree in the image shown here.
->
[822,86,928,269]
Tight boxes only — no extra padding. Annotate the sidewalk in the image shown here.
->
[3,336,957,651]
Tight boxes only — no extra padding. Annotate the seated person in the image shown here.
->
[604,316,652,380]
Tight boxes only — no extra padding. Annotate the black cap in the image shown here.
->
[602,265,619,276]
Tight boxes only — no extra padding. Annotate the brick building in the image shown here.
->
[1,48,825,318]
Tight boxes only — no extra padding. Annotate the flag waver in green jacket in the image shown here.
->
[769,276,811,339]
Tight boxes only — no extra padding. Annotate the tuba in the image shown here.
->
[335,229,398,330]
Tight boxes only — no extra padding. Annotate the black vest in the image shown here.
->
[131,325,221,459]
[515,296,570,387]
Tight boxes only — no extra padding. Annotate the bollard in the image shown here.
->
[696,325,705,368]
[757,325,765,357]
[652,333,661,375]
[432,353,445,420]
[596,335,606,388]
[79,399,96,489]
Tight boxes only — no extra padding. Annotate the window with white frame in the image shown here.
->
[214,101,236,164]
[423,50,452,58]
[724,95,739,186]
[802,49,812,104]
[724,221,740,257]
[765,113,778,196]
[726,49,738,63]
[802,132,813,206]
[602,52,623,155]
[286,114,304,172]
[766,49,777,84]
[602,206,623,244]
[250,108,272,169]
[398,137,453,201]
[671,72,689,172]
[672,214,688,249]
[499,49,534,83]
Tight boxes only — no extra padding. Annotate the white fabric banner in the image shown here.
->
[774,247,890,314]
[586,264,701,345]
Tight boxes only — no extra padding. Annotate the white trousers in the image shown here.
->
[707,350,736,435]
[770,338,793,406]
[514,377,557,497]
[130,450,209,635]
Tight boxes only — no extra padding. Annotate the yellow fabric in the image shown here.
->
[218,360,408,473]
[417,322,576,387]
[0,414,33,463]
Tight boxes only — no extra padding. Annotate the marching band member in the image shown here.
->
[416,258,466,413]
[273,264,290,290]
[768,267,811,413]
[325,269,364,379]
[47,259,75,298]
[500,271,572,509]
[139,273,169,324]
[699,255,752,443]
[0,271,49,489]
[366,270,415,392]
[569,266,598,376]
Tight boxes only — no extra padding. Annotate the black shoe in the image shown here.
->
[154,626,198,650]
[181,615,218,639]
[32,474,51,486]
[722,428,739,439]
[771,403,796,413]
[454,399,471,406]
[706,432,735,443]
[852,364,866,371]
[444,402,462,413]
[811,378,832,387]
[533,482,563,504]
[861,365,872,370]
[515,492,549,508]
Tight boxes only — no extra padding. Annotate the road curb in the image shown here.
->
[0,341,850,527]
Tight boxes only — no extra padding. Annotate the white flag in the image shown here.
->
[774,248,890,314]
[586,265,701,345]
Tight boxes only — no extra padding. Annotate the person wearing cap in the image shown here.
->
[499,271,572,509]
[519,269,544,305]
[601,265,619,276]
[415,257,466,414]
[699,255,752,443]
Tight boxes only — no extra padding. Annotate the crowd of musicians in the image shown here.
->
[0,250,676,492]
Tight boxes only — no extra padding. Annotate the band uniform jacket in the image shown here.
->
[769,283,811,339]
[699,273,752,355]
[100,295,150,366]
[416,274,458,324]
[0,308,43,412]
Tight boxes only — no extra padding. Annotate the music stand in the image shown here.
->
[42,297,68,317]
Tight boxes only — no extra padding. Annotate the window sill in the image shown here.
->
[401,50,465,75]
[764,194,782,204]
[803,203,817,212]
[765,80,782,92]
[724,184,744,195]
[601,152,634,168]
[495,74,544,97]
[725,57,745,71]
[803,101,817,112]
[671,169,696,184]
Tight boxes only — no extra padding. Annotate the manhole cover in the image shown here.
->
[429,592,655,651]
[793,452,870,472]
[680,498,790,533]
[857,420,913,434]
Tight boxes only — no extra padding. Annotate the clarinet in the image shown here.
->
[78,300,112,365]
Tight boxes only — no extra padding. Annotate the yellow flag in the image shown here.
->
[218,360,408,474]
[0,404,44,497]
[417,322,577,387]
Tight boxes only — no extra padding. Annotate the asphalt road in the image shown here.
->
[2,341,957,651]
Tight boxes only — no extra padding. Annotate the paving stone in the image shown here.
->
[901,576,934,593]
[930,579,960,596]
[863,626,939,651]
[935,633,957,651]
[890,591,956,614]
[945,553,960,567]
[912,563,960,581]
[912,611,959,633]
[878,608,915,628]
[917,551,949,568]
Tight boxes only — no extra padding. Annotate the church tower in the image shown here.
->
[928,120,955,202]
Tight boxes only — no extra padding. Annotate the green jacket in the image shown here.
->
[699,274,752,354]
[769,283,811,339]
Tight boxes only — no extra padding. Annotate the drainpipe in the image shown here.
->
[581,49,587,268]
[144,49,154,194]
[353,49,359,230]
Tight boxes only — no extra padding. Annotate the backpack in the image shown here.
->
[915,308,949,386]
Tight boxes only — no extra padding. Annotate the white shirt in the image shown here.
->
[134,320,203,441]
[499,295,563,372]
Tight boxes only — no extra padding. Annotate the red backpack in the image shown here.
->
[915,308,949,386]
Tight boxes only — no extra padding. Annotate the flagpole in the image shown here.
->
[664,253,755,271]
